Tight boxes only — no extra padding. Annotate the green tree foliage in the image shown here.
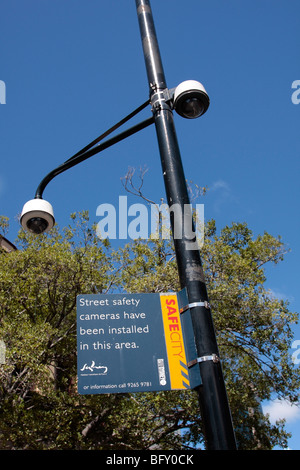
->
[0,213,298,449]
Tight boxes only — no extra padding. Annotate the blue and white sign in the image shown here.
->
[77,291,201,394]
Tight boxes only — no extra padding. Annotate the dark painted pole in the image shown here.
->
[135,0,237,450]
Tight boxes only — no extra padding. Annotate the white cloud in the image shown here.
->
[209,179,233,213]
[211,180,231,193]
[267,288,295,305]
[263,400,300,424]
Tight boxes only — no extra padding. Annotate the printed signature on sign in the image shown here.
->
[80,361,108,374]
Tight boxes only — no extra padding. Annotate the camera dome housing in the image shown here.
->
[20,198,55,234]
[173,80,210,119]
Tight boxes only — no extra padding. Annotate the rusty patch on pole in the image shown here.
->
[137,4,151,15]
[185,261,205,282]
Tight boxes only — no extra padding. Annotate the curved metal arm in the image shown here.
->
[64,99,150,165]
[34,99,154,199]
[35,116,154,199]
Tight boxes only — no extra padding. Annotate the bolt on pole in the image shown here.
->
[135,0,237,450]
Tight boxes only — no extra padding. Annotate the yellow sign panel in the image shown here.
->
[160,293,190,389]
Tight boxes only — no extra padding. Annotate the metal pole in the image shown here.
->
[135,0,237,450]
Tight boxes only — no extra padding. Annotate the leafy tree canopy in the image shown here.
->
[0,211,299,450]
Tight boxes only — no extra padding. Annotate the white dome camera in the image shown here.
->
[20,198,55,234]
[173,80,210,119]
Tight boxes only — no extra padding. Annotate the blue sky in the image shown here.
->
[1,0,299,449]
